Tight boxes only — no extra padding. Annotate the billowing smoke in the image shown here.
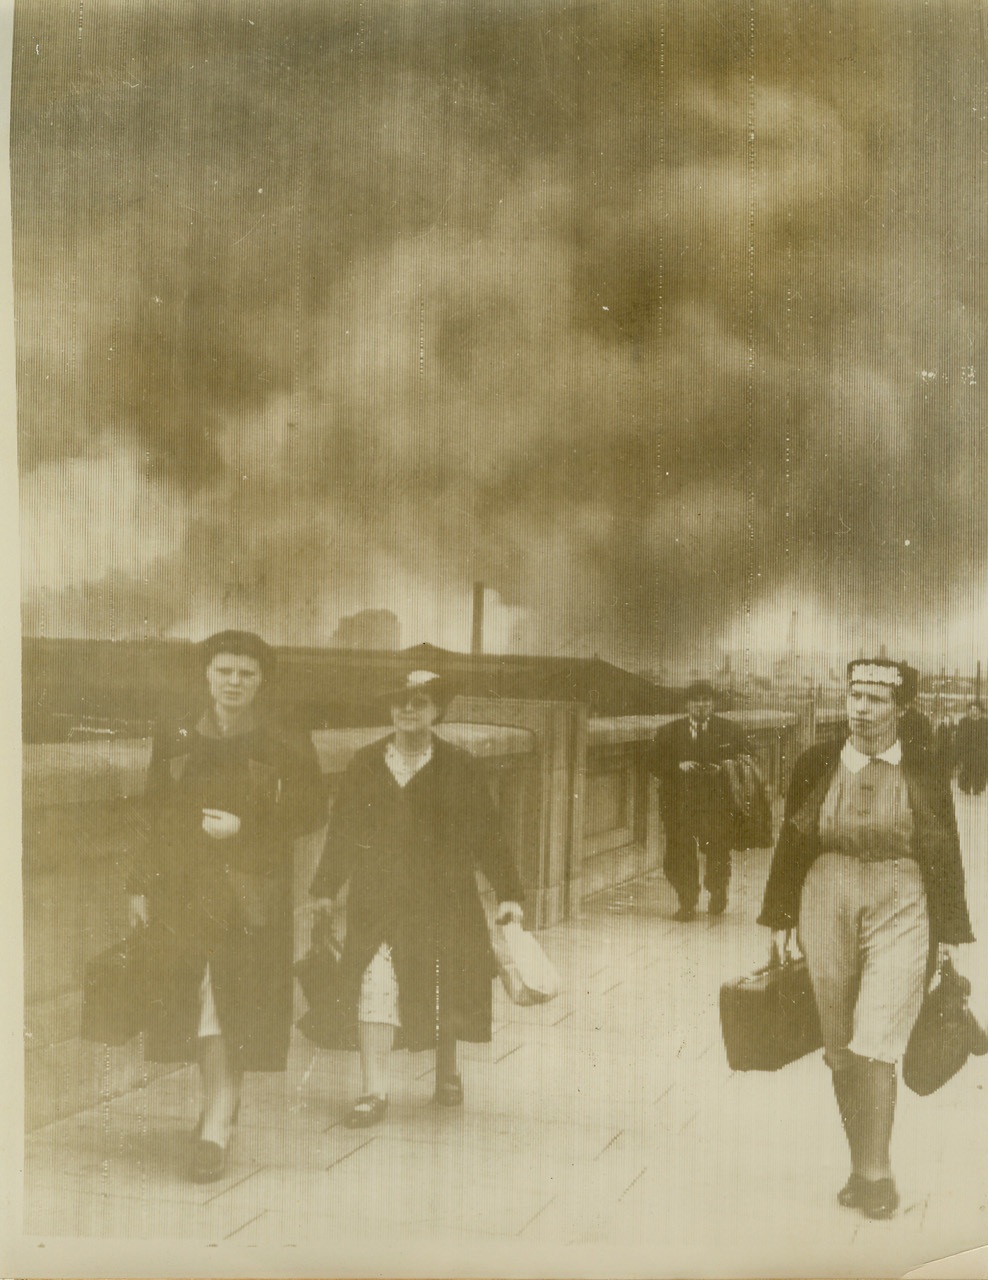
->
[13,1,988,670]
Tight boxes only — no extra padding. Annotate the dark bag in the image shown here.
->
[294,915,345,1049]
[902,956,988,1096]
[80,930,151,1046]
[723,755,774,850]
[720,940,822,1071]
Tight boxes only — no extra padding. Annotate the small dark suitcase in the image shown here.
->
[294,918,345,1049]
[720,945,822,1071]
[80,930,151,1046]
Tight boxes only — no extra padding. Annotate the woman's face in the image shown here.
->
[206,652,263,713]
[391,690,440,734]
[847,681,898,743]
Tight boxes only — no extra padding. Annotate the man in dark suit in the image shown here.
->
[648,680,749,921]
[954,701,988,795]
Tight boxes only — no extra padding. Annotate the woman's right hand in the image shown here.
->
[128,894,149,930]
[202,808,241,839]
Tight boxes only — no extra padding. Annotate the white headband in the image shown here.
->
[849,663,903,687]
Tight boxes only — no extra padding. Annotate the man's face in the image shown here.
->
[687,696,714,722]
[206,653,263,712]
[847,682,898,742]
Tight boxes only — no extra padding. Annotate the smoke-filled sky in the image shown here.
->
[12,0,988,672]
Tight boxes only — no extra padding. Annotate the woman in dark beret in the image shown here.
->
[309,670,525,1128]
[759,657,973,1219]
[127,630,326,1182]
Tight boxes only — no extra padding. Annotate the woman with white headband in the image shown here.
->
[759,657,973,1219]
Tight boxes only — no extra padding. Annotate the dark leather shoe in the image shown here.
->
[707,890,728,915]
[344,1095,388,1128]
[857,1177,899,1219]
[190,1140,226,1183]
[673,905,696,922]
[434,1074,464,1107]
[837,1173,864,1207]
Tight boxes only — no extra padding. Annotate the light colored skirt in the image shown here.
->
[358,942,402,1027]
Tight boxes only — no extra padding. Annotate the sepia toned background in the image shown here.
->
[12,0,988,673]
[8,2,988,1276]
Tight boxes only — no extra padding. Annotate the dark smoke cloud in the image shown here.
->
[13,0,988,668]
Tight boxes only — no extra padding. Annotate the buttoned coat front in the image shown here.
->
[128,712,326,1069]
[758,737,974,946]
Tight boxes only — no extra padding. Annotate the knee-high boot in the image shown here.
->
[830,1062,863,1203]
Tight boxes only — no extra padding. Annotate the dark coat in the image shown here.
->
[954,713,988,767]
[309,735,524,1052]
[648,714,751,847]
[128,711,326,1070]
[758,737,974,946]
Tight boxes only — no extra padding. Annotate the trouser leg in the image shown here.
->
[197,1036,243,1147]
[357,1021,394,1099]
[436,1033,458,1083]
[702,836,732,897]
[665,834,699,908]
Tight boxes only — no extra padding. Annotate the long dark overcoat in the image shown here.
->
[758,736,974,946]
[128,711,326,1070]
[309,735,525,1051]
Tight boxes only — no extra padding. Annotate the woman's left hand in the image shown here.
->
[496,901,523,926]
[938,942,959,968]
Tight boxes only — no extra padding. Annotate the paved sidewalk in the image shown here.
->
[22,790,988,1276]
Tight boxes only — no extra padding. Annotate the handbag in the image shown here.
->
[294,914,345,1049]
[719,939,822,1071]
[80,929,151,1046]
[721,755,773,849]
[490,921,561,1006]
[902,955,988,1096]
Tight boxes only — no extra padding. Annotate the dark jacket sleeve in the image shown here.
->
[756,745,828,931]
[282,731,328,837]
[308,756,361,900]
[125,730,173,896]
[465,756,525,904]
[648,722,679,784]
[922,765,974,945]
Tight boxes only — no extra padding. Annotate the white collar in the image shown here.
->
[841,738,902,773]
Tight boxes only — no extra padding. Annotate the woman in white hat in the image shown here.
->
[759,657,974,1218]
[310,670,524,1127]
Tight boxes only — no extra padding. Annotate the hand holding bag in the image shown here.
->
[491,921,561,1005]
[719,936,822,1071]
[294,912,345,1048]
[902,954,988,1096]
